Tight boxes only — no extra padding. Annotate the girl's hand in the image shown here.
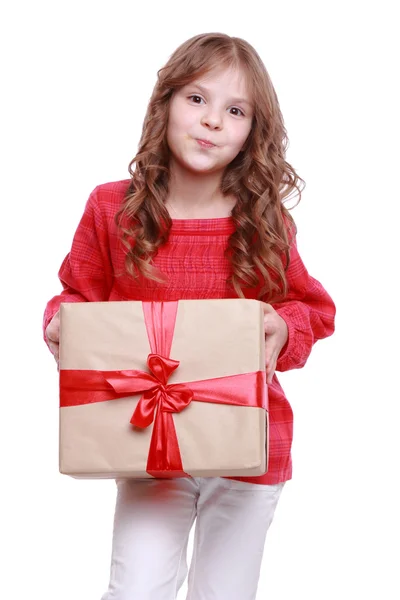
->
[45,310,60,367]
[262,303,288,384]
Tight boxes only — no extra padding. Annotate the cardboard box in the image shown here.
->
[59,299,268,478]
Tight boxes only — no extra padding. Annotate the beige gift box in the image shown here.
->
[59,299,268,479]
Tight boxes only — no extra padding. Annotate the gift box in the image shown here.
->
[59,299,268,479]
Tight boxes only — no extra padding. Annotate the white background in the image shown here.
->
[1,1,399,598]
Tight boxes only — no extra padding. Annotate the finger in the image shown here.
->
[264,331,278,354]
[46,312,60,343]
[46,333,59,345]
[266,357,277,383]
[264,318,279,336]
[265,345,277,366]
[46,325,60,344]
[264,339,278,383]
[266,364,275,384]
[264,340,273,363]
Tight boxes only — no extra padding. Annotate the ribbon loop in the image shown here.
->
[161,383,194,413]
[147,353,180,385]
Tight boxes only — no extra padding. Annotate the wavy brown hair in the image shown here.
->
[116,32,305,301]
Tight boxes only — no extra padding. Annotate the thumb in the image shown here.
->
[46,310,60,343]
[262,302,274,315]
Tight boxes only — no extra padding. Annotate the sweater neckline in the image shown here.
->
[170,216,235,235]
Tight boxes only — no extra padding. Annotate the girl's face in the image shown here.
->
[166,66,253,176]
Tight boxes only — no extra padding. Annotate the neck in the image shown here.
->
[165,159,235,219]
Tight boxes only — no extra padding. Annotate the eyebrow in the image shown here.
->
[188,83,253,108]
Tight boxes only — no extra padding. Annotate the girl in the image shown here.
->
[44,33,335,600]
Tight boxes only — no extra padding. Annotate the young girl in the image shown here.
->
[44,33,335,600]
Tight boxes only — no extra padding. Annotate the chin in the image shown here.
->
[179,156,226,175]
[186,164,223,176]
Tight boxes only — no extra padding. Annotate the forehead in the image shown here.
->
[188,66,252,102]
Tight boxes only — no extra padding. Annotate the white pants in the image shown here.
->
[100,477,285,600]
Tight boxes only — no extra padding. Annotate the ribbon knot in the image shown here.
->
[104,353,194,430]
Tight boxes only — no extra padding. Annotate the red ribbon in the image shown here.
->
[60,301,267,478]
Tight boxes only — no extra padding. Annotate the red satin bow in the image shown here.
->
[105,353,194,428]
[103,352,193,477]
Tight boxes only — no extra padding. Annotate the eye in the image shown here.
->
[229,107,245,117]
[188,95,204,105]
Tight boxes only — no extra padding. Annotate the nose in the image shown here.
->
[200,108,223,130]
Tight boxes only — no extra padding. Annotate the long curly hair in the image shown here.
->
[116,32,305,301]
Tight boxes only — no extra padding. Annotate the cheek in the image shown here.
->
[238,121,252,143]
[225,125,251,154]
[237,124,252,152]
[169,102,194,134]
[167,115,193,160]
[167,115,182,152]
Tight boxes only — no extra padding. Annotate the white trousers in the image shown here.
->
[100,476,284,600]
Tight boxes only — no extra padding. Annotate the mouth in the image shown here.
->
[196,138,217,149]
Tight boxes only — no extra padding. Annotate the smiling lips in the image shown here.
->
[196,138,216,149]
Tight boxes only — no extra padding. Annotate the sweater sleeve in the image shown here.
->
[43,187,114,344]
[269,237,336,372]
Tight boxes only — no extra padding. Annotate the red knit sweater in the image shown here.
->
[43,180,336,485]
